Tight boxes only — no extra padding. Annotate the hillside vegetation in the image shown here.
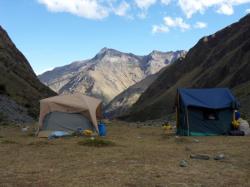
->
[0,26,56,121]
[122,14,250,121]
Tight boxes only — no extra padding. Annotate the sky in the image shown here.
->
[0,0,250,75]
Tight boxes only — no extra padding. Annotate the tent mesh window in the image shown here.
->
[202,109,219,121]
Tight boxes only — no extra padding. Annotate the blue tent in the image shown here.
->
[176,88,239,136]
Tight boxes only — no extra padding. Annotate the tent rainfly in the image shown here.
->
[176,88,239,136]
[38,94,102,136]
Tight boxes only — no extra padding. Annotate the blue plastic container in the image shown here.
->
[235,111,241,120]
[98,122,106,136]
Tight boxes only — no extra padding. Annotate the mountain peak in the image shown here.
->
[95,47,123,59]
[150,50,162,54]
[99,47,121,54]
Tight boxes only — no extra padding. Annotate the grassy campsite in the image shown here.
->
[1,2,250,187]
[0,121,250,187]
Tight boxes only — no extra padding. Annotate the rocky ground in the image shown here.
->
[0,121,249,187]
[0,95,34,124]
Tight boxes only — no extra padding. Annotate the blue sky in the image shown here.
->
[0,0,250,75]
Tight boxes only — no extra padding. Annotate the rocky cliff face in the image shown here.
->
[123,14,250,121]
[39,48,186,104]
[0,26,56,123]
[104,67,166,118]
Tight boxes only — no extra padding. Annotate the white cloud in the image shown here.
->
[161,0,171,6]
[217,4,234,15]
[113,1,130,16]
[134,0,157,18]
[152,25,169,33]
[38,0,109,20]
[246,8,250,13]
[38,0,250,21]
[134,0,157,9]
[164,16,190,31]
[178,0,250,18]
[137,11,147,19]
[194,21,207,29]
[153,16,190,34]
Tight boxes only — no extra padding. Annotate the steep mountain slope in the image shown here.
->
[39,48,185,104]
[122,14,250,121]
[0,26,56,123]
[104,66,168,118]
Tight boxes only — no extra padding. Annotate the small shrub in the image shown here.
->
[27,132,36,137]
[78,138,115,147]
[24,103,31,108]
[27,108,38,119]
[0,84,6,94]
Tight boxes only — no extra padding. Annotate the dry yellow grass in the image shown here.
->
[0,121,250,187]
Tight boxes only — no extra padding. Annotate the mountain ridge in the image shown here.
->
[121,14,250,121]
[0,25,56,123]
[39,48,186,104]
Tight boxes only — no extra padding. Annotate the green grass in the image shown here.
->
[77,138,115,147]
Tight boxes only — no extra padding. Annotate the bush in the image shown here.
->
[78,138,115,147]
[0,84,6,94]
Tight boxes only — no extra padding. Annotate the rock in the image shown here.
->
[21,127,29,132]
[214,153,225,160]
[179,160,188,167]
[193,139,199,143]
[0,95,34,124]
[190,154,210,160]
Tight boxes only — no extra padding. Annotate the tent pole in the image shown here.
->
[186,108,190,136]
[176,92,180,129]
[232,110,235,121]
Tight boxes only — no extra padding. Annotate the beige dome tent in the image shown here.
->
[38,93,102,136]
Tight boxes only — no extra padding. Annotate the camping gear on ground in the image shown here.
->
[48,131,70,140]
[235,111,241,120]
[176,88,239,136]
[190,154,210,160]
[229,130,245,136]
[98,122,106,136]
[38,94,102,137]
[162,123,173,135]
[239,118,250,136]
[232,119,240,129]
[83,129,94,136]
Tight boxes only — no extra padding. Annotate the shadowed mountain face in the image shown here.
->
[0,26,56,122]
[122,14,250,121]
[39,48,186,104]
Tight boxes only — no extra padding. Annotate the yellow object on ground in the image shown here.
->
[162,124,172,130]
[162,123,173,135]
[83,130,93,136]
[232,120,240,129]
